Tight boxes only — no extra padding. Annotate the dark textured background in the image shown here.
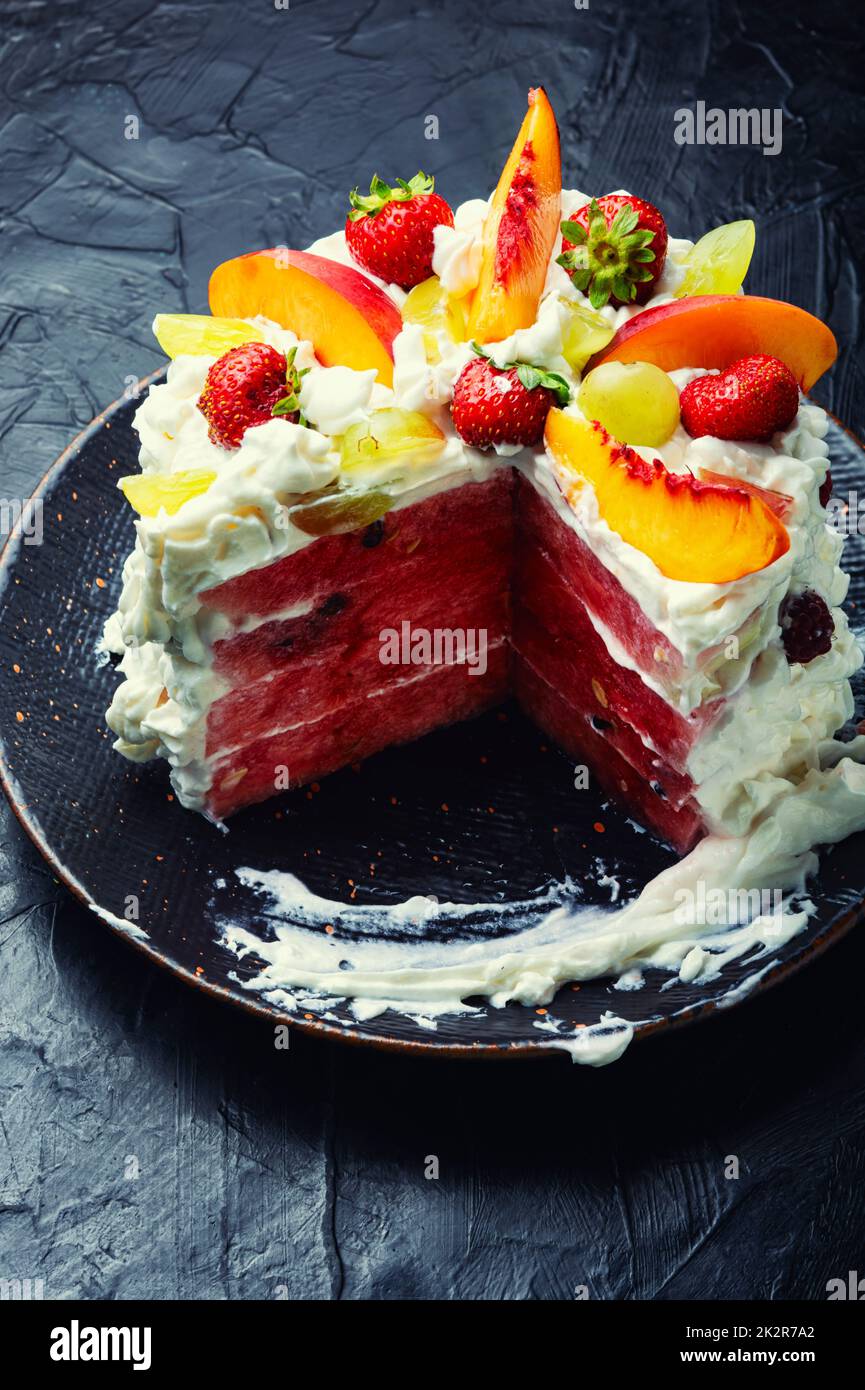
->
[1,0,864,1301]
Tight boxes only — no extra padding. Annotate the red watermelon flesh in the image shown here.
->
[207,644,509,819]
[209,479,513,690]
[191,464,727,847]
[511,600,695,808]
[515,472,685,687]
[512,656,705,854]
[201,472,513,622]
[207,583,509,756]
[511,536,720,772]
[201,472,513,816]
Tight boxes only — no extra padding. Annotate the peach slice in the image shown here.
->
[544,409,790,583]
[586,295,837,391]
[209,249,403,387]
[698,468,793,521]
[466,87,561,344]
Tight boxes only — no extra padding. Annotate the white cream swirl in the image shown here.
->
[431,196,490,297]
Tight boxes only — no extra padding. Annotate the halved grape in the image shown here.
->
[290,489,394,537]
[120,469,217,517]
[559,300,616,373]
[578,361,680,447]
[340,408,446,479]
[153,314,264,359]
[401,276,467,360]
[675,221,756,298]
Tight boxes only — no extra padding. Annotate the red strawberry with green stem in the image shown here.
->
[451,348,570,449]
[198,342,309,450]
[345,173,454,290]
[680,354,799,443]
[558,195,668,308]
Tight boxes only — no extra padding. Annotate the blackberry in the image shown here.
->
[780,590,834,664]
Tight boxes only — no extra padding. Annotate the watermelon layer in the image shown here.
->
[512,656,705,854]
[511,600,694,809]
[510,480,709,849]
[195,467,720,847]
[208,646,508,818]
[207,583,509,756]
[202,472,513,817]
[201,472,513,622]
[512,534,711,773]
[515,472,685,688]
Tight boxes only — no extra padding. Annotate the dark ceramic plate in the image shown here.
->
[1,378,864,1057]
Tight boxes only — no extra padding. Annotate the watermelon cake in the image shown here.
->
[104,87,854,859]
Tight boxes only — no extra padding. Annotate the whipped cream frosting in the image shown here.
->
[101,189,864,1060]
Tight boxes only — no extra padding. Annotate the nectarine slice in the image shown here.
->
[544,409,790,583]
[466,88,561,344]
[586,295,836,391]
[209,249,403,387]
[698,468,793,521]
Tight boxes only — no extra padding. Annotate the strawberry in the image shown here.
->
[558,195,668,308]
[345,172,454,290]
[680,355,799,443]
[451,351,570,449]
[198,343,307,450]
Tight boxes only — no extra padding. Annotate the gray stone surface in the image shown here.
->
[1,0,864,1300]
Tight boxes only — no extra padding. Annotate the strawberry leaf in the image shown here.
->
[348,171,435,219]
[611,275,636,303]
[514,364,571,406]
[560,219,588,246]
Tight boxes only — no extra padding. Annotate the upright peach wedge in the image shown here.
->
[544,409,789,583]
[209,249,403,387]
[586,295,836,391]
[466,87,561,344]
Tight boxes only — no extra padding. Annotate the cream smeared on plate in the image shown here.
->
[219,742,865,1064]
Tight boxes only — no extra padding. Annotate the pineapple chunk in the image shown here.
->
[153,314,264,359]
[675,221,755,298]
[120,469,217,517]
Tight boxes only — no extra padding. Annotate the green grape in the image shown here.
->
[676,220,756,298]
[560,299,616,372]
[290,488,394,537]
[340,408,445,476]
[578,361,680,447]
